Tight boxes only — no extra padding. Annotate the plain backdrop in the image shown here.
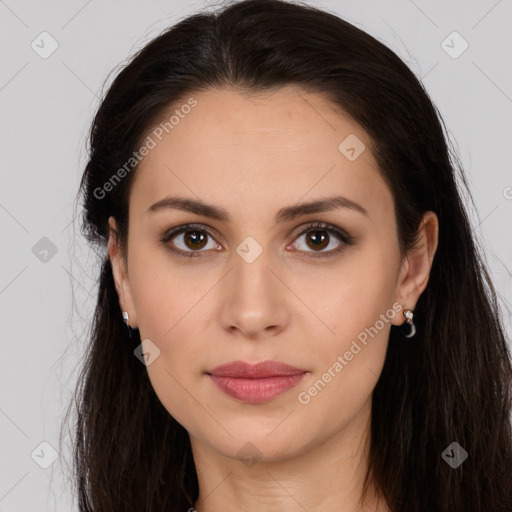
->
[0,0,511,510]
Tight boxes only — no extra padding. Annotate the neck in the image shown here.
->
[190,398,390,512]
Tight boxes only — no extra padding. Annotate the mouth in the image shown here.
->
[206,360,308,404]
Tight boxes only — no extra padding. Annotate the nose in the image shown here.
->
[218,249,290,340]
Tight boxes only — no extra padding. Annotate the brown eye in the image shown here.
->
[182,230,209,250]
[161,222,354,260]
[290,222,354,258]
[161,224,219,258]
[304,230,330,251]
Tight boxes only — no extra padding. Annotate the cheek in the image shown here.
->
[130,261,210,429]
[291,276,395,436]
[293,245,399,411]
[128,249,213,377]
[301,247,398,350]
[129,244,211,341]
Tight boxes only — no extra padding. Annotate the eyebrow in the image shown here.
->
[146,195,368,223]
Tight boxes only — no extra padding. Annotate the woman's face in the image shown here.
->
[109,86,436,463]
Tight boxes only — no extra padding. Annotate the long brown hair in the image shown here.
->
[62,0,512,510]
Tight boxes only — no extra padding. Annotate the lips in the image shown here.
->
[209,360,306,378]
[207,360,307,403]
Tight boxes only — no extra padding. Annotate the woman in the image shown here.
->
[64,0,512,510]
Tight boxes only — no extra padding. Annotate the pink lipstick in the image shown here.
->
[207,360,307,404]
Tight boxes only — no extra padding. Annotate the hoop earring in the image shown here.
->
[400,308,416,338]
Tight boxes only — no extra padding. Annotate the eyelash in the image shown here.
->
[160,222,355,260]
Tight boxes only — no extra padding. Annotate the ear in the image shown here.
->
[107,216,138,328]
[390,211,439,326]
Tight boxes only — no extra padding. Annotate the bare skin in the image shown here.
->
[108,86,438,511]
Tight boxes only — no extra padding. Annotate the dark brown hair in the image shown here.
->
[63,0,512,510]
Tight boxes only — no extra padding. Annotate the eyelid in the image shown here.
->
[291,221,351,241]
[162,223,222,242]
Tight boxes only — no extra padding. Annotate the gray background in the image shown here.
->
[1,0,511,510]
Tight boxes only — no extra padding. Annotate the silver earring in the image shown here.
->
[400,309,416,338]
[121,311,137,342]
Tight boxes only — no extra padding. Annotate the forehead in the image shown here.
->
[129,86,393,225]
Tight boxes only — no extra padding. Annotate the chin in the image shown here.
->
[202,422,314,464]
